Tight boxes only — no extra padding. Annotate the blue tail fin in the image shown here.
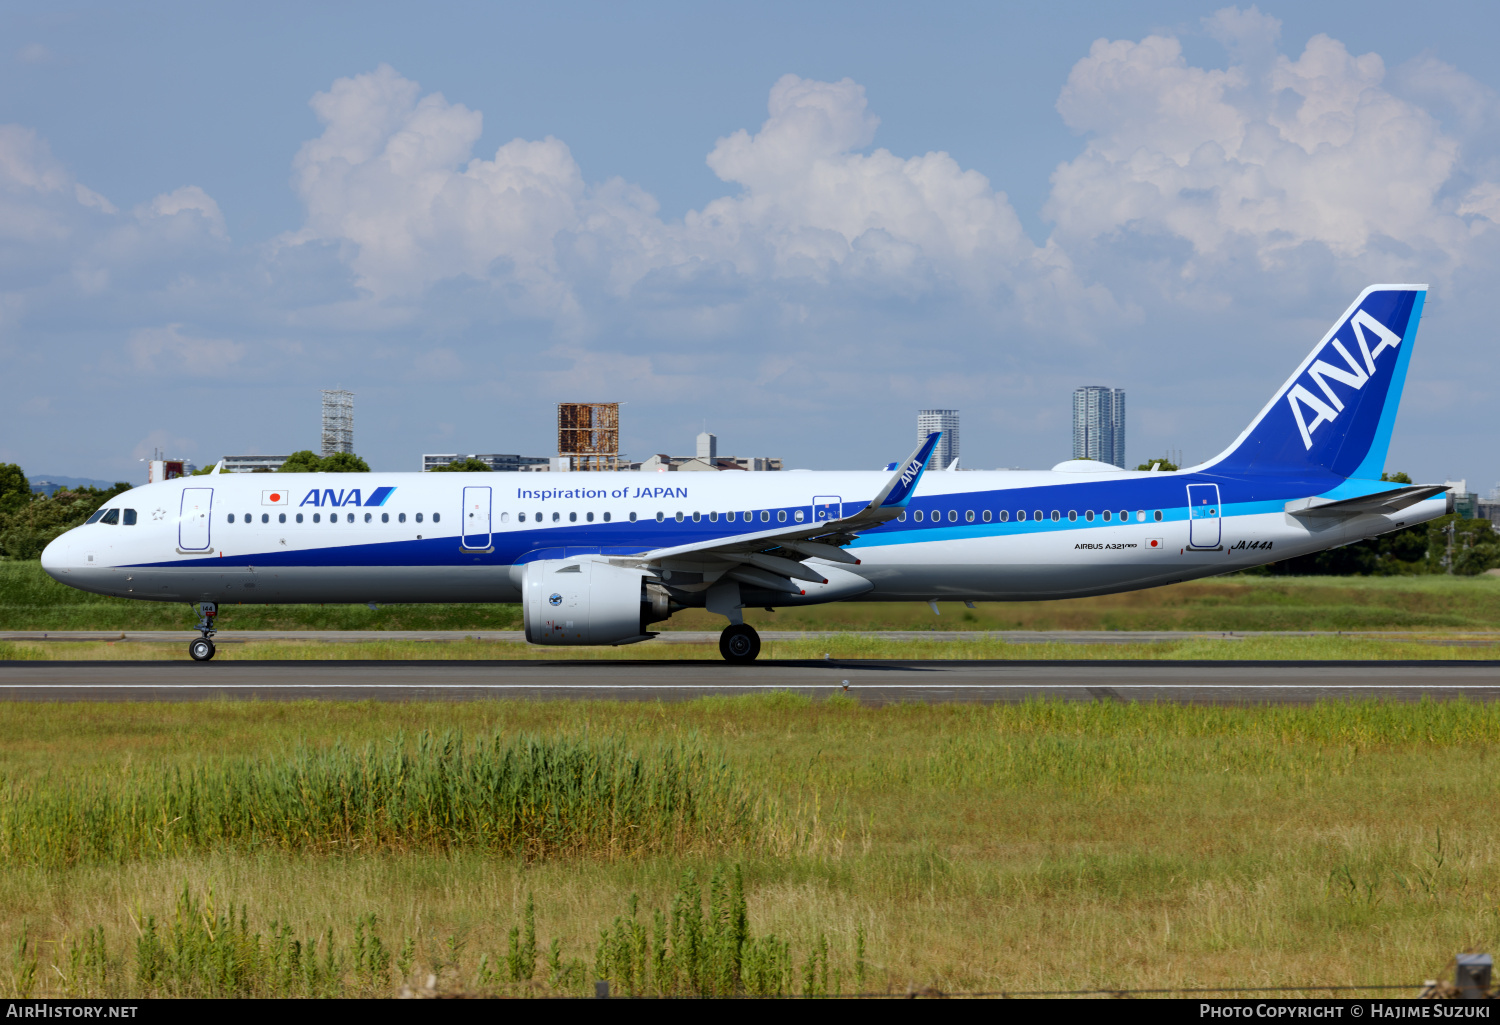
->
[1205,285,1426,479]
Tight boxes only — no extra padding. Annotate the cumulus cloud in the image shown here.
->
[281,65,1108,330]
[1045,13,1492,285]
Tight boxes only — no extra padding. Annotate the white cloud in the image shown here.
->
[1045,12,1488,281]
[281,66,1109,331]
[142,185,226,237]
[126,323,245,376]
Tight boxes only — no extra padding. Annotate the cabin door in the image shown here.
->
[1186,483,1222,548]
[179,488,213,550]
[462,486,492,549]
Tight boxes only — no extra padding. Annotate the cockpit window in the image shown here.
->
[86,509,106,524]
[123,509,137,525]
[99,509,120,525]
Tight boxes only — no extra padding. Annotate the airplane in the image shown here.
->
[41,284,1449,664]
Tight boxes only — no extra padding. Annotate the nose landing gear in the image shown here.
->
[189,602,218,661]
[719,623,761,663]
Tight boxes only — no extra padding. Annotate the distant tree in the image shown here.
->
[319,452,371,473]
[430,458,492,472]
[190,463,216,475]
[0,481,131,559]
[1381,471,1414,484]
[279,450,324,473]
[1135,457,1180,471]
[0,463,30,514]
[251,467,274,473]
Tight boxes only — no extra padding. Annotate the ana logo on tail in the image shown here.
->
[1287,310,1404,450]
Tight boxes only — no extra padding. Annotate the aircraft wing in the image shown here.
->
[1284,484,1449,518]
[626,432,942,590]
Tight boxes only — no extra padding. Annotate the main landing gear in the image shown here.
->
[719,623,761,663]
[189,602,218,661]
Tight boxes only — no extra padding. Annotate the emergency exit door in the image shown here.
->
[813,496,842,523]
[1186,483,1221,548]
[462,486,492,549]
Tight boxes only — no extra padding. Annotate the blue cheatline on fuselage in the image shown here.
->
[40,284,1447,647]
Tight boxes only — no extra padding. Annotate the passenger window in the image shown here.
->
[1135,510,1145,522]
[569,512,577,523]
[725,511,734,522]
[399,513,407,523]
[794,510,804,522]
[966,510,975,523]
[1154,510,1163,521]
[123,509,137,525]
[1051,511,1060,522]
[692,512,701,523]
[279,513,287,523]
[1034,510,1043,521]
[602,512,610,522]
[296,513,304,523]
[675,512,684,522]
[1119,510,1128,521]
[226,513,235,524]
[999,511,1009,522]
[1085,510,1094,522]
[914,510,924,522]
[345,513,353,523]
[518,512,526,522]
[897,511,906,521]
[244,513,252,523]
[261,513,269,523]
[416,513,424,523]
[551,512,559,523]
[364,512,371,523]
[586,512,594,522]
[1068,510,1077,522]
[1102,510,1112,521]
[656,512,665,522]
[948,510,957,523]
[627,512,636,522]
[708,512,718,523]
[86,510,106,524]
[433,513,440,523]
[383,513,390,523]
[760,511,769,522]
[777,510,787,522]
[313,513,321,523]
[981,510,991,523]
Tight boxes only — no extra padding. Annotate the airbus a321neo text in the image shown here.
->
[42,285,1450,663]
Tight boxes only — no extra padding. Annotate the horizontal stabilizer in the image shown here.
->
[1285,484,1448,518]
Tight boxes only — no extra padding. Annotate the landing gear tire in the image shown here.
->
[189,638,216,662]
[719,624,761,663]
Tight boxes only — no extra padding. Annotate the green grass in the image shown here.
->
[8,556,1500,633]
[1,696,1497,997]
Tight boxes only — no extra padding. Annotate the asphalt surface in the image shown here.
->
[3,659,1499,704]
[5,629,1497,645]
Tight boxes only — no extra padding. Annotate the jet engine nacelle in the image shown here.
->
[522,558,660,646]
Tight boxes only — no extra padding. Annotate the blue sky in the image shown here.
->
[3,1,1499,488]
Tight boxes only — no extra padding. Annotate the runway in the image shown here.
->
[3,659,1499,704]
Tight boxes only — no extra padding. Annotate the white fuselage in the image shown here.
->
[39,468,1446,607]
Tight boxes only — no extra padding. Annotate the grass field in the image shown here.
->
[7,558,1500,634]
[1,696,1496,997]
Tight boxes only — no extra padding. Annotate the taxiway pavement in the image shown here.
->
[2,659,1498,704]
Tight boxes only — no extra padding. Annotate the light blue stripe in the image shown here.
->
[1351,290,1424,481]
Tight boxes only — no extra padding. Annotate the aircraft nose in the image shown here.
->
[40,534,72,581]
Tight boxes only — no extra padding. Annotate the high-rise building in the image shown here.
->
[1072,386,1126,467]
[321,389,354,457]
[697,432,717,460]
[917,410,959,470]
